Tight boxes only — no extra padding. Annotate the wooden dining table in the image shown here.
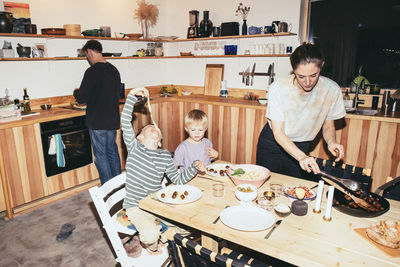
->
[139,163,400,267]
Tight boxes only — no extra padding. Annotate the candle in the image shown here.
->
[324,186,335,221]
[313,180,325,213]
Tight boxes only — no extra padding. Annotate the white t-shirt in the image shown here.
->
[266,75,346,142]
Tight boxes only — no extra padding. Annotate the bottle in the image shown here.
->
[199,11,213,37]
[23,88,31,113]
[220,80,228,98]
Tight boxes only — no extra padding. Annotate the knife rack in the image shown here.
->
[238,72,272,76]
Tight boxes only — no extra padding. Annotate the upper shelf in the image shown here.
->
[0,54,291,61]
[0,32,297,42]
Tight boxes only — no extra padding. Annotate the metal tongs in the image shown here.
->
[319,170,361,192]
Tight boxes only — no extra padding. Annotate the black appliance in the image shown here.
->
[187,10,199,38]
[40,116,93,177]
[199,10,213,37]
[220,22,239,36]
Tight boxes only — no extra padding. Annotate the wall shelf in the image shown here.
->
[0,32,297,43]
[0,54,291,61]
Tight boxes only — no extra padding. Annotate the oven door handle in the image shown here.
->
[42,128,88,137]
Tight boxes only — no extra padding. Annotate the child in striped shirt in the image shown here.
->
[121,88,205,255]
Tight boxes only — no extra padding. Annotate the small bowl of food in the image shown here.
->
[274,203,291,217]
[283,186,316,202]
[235,184,258,202]
[40,104,52,110]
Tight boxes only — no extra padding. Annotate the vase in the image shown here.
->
[199,10,213,37]
[0,11,13,33]
[242,19,247,35]
[141,20,149,39]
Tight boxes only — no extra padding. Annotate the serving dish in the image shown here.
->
[41,28,66,35]
[102,53,113,57]
[206,163,232,177]
[82,29,101,36]
[125,33,143,39]
[333,190,389,217]
[227,164,270,188]
[112,53,122,57]
[181,91,192,96]
[283,186,316,201]
[180,52,193,56]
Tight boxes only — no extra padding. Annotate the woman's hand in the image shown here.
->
[298,156,320,174]
[206,147,218,159]
[128,88,149,98]
[194,160,205,172]
[327,143,344,162]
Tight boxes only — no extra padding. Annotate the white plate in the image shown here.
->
[157,185,202,204]
[220,205,275,231]
[206,163,232,177]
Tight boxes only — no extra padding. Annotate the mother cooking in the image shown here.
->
[256,43,346,179]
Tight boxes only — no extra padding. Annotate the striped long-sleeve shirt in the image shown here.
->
[122,92,198,209]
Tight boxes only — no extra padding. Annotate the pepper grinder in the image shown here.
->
[381,90,392,116]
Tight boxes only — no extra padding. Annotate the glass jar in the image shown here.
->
[155,42,164,57]
[146,42,155,56]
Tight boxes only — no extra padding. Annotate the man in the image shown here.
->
[74,40,121,184]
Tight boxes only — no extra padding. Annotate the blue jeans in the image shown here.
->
[89,129,121,184]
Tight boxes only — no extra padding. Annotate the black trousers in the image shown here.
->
[256,123,313,180]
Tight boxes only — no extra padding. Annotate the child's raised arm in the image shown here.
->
[121,88,149,151]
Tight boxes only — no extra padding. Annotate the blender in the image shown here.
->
[187,10,199,38]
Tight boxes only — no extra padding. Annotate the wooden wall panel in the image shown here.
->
[371,122,400,190]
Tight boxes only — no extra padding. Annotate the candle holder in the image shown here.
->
[313,208,321,214]
[323,216,332,222]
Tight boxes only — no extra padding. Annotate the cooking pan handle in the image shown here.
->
[375,176,400,196]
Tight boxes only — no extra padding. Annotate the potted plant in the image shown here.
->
[134,0,159,39]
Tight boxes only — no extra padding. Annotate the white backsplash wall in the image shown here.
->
[0,0,301,100]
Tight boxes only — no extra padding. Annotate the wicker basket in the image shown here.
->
[63,24,81,36]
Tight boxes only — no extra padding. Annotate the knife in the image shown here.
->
[245,66,250,86]
[270,62,275,84]
[264,219,282,239]
[242,68,246,83]
[267,64,272,85]
[250,63,256,86]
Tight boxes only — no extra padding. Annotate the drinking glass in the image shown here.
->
[270,183,283,197]
[213,183,224,197]
[257,195,274,211]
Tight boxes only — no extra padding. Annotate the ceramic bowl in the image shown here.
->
[17,46,31,57]
[228,164,270,188]
[257,98,268,105]
[40,104,52,110]
[274,203,291,217]
[114,32,125,38]
[235,184,258,202]
[181,91,192,96]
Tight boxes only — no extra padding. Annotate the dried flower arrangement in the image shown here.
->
[235,3,250,20]
[134,0,159,39]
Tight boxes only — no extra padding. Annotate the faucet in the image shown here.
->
[353,78,365,109]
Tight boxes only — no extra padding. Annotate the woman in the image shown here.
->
[256,43,346,179]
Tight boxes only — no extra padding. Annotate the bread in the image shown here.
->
[366,220,400,249]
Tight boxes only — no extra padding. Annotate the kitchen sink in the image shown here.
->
[347,109,378,116]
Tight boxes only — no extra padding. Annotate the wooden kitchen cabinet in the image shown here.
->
[0,122,99,214]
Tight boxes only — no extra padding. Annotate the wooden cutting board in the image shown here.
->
[354,228,400,257]
[204,64,224,96]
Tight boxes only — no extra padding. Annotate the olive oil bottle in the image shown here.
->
[22,88,31,113]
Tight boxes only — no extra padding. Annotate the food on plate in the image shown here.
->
[237,185,254,193]
[160,190,189,201]
[284,186,314,199]
[206,164,231,177]
[295,188,306,200]
[366,220,400,248]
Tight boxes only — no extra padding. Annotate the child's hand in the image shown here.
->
[193,160,205,172]
[128,88,149,98]
[206,147,218,159]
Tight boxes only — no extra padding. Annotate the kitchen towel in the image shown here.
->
[51,134,65,167]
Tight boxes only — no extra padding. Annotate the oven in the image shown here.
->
[40,116,93,177]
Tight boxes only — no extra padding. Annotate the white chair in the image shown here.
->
[89,172,170,267]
